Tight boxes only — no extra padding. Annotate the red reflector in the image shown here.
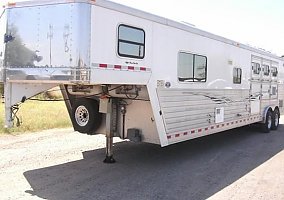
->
[128,66,135,70]
[114,65,122,69]
[140,67,146,71]
[8,2,16,6]
[99,64,107,68]
[175,134,180,138]
[191,130,195,134]
[198,129,202,132]
[184,132,188,135]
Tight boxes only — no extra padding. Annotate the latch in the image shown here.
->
[4,33,15,43]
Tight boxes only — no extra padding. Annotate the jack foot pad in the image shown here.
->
[103,156,116,163]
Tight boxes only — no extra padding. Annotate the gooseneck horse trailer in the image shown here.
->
[1,0,284,162]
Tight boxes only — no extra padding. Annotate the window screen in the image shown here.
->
[262,65,270,76]
[271,67,278,77]
[178,52,207,82]
[118,24,145,59]
[252,62,260,74]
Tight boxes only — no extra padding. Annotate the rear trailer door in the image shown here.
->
[0,7,6,82]
[4,2,91,83]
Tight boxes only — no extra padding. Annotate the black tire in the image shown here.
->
[72,98,102,134]
[271,109,280,130]
[261,110,272,133]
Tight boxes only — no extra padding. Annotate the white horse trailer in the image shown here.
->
[2,0,284,162]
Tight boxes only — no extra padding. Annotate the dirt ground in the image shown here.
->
[1,119,284,200]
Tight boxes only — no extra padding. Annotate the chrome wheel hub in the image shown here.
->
[75,106,89,127]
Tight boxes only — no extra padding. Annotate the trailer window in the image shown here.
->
[262,65,270,76]
[271,67,278,77]
[178,52,207,82]
[118,25,145,59]
[233,68,242,84]
[252,62,260,74]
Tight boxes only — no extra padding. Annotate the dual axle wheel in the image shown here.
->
[262,109,280,133]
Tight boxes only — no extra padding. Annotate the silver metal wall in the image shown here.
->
[4,2,91,82]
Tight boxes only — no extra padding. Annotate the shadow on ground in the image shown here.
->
[24,125,284,200]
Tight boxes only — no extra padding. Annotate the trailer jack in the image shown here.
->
[104,135,115,163]
[102,98,116,163]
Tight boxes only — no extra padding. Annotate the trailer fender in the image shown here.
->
[261,106,273,124]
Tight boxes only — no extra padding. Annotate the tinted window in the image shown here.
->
[118,25,145,59]
[233,67,242,84]
[178,52,207,82]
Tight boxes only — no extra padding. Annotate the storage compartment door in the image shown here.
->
[250,81,261,114]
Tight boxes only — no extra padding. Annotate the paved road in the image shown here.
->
[1,120,284,200]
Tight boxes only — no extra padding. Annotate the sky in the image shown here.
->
[1,0,284,56]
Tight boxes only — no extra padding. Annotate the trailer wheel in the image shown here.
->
[72,99,102,134]
[261,110,272,133]
[271,109,280,130]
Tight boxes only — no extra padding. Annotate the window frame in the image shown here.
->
[233,67,242,84]
[117,24,145,59]
[177,51,207,83]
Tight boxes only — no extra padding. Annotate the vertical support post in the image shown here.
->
[4,82,13,128]
[59,84,76,129]
[103,98,116,163]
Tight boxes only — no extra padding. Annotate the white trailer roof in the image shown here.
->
[5,0,284,60]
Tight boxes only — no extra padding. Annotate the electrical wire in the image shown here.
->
[27,85,150,102]
[27,85,123,102]
[11,104,22,127]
